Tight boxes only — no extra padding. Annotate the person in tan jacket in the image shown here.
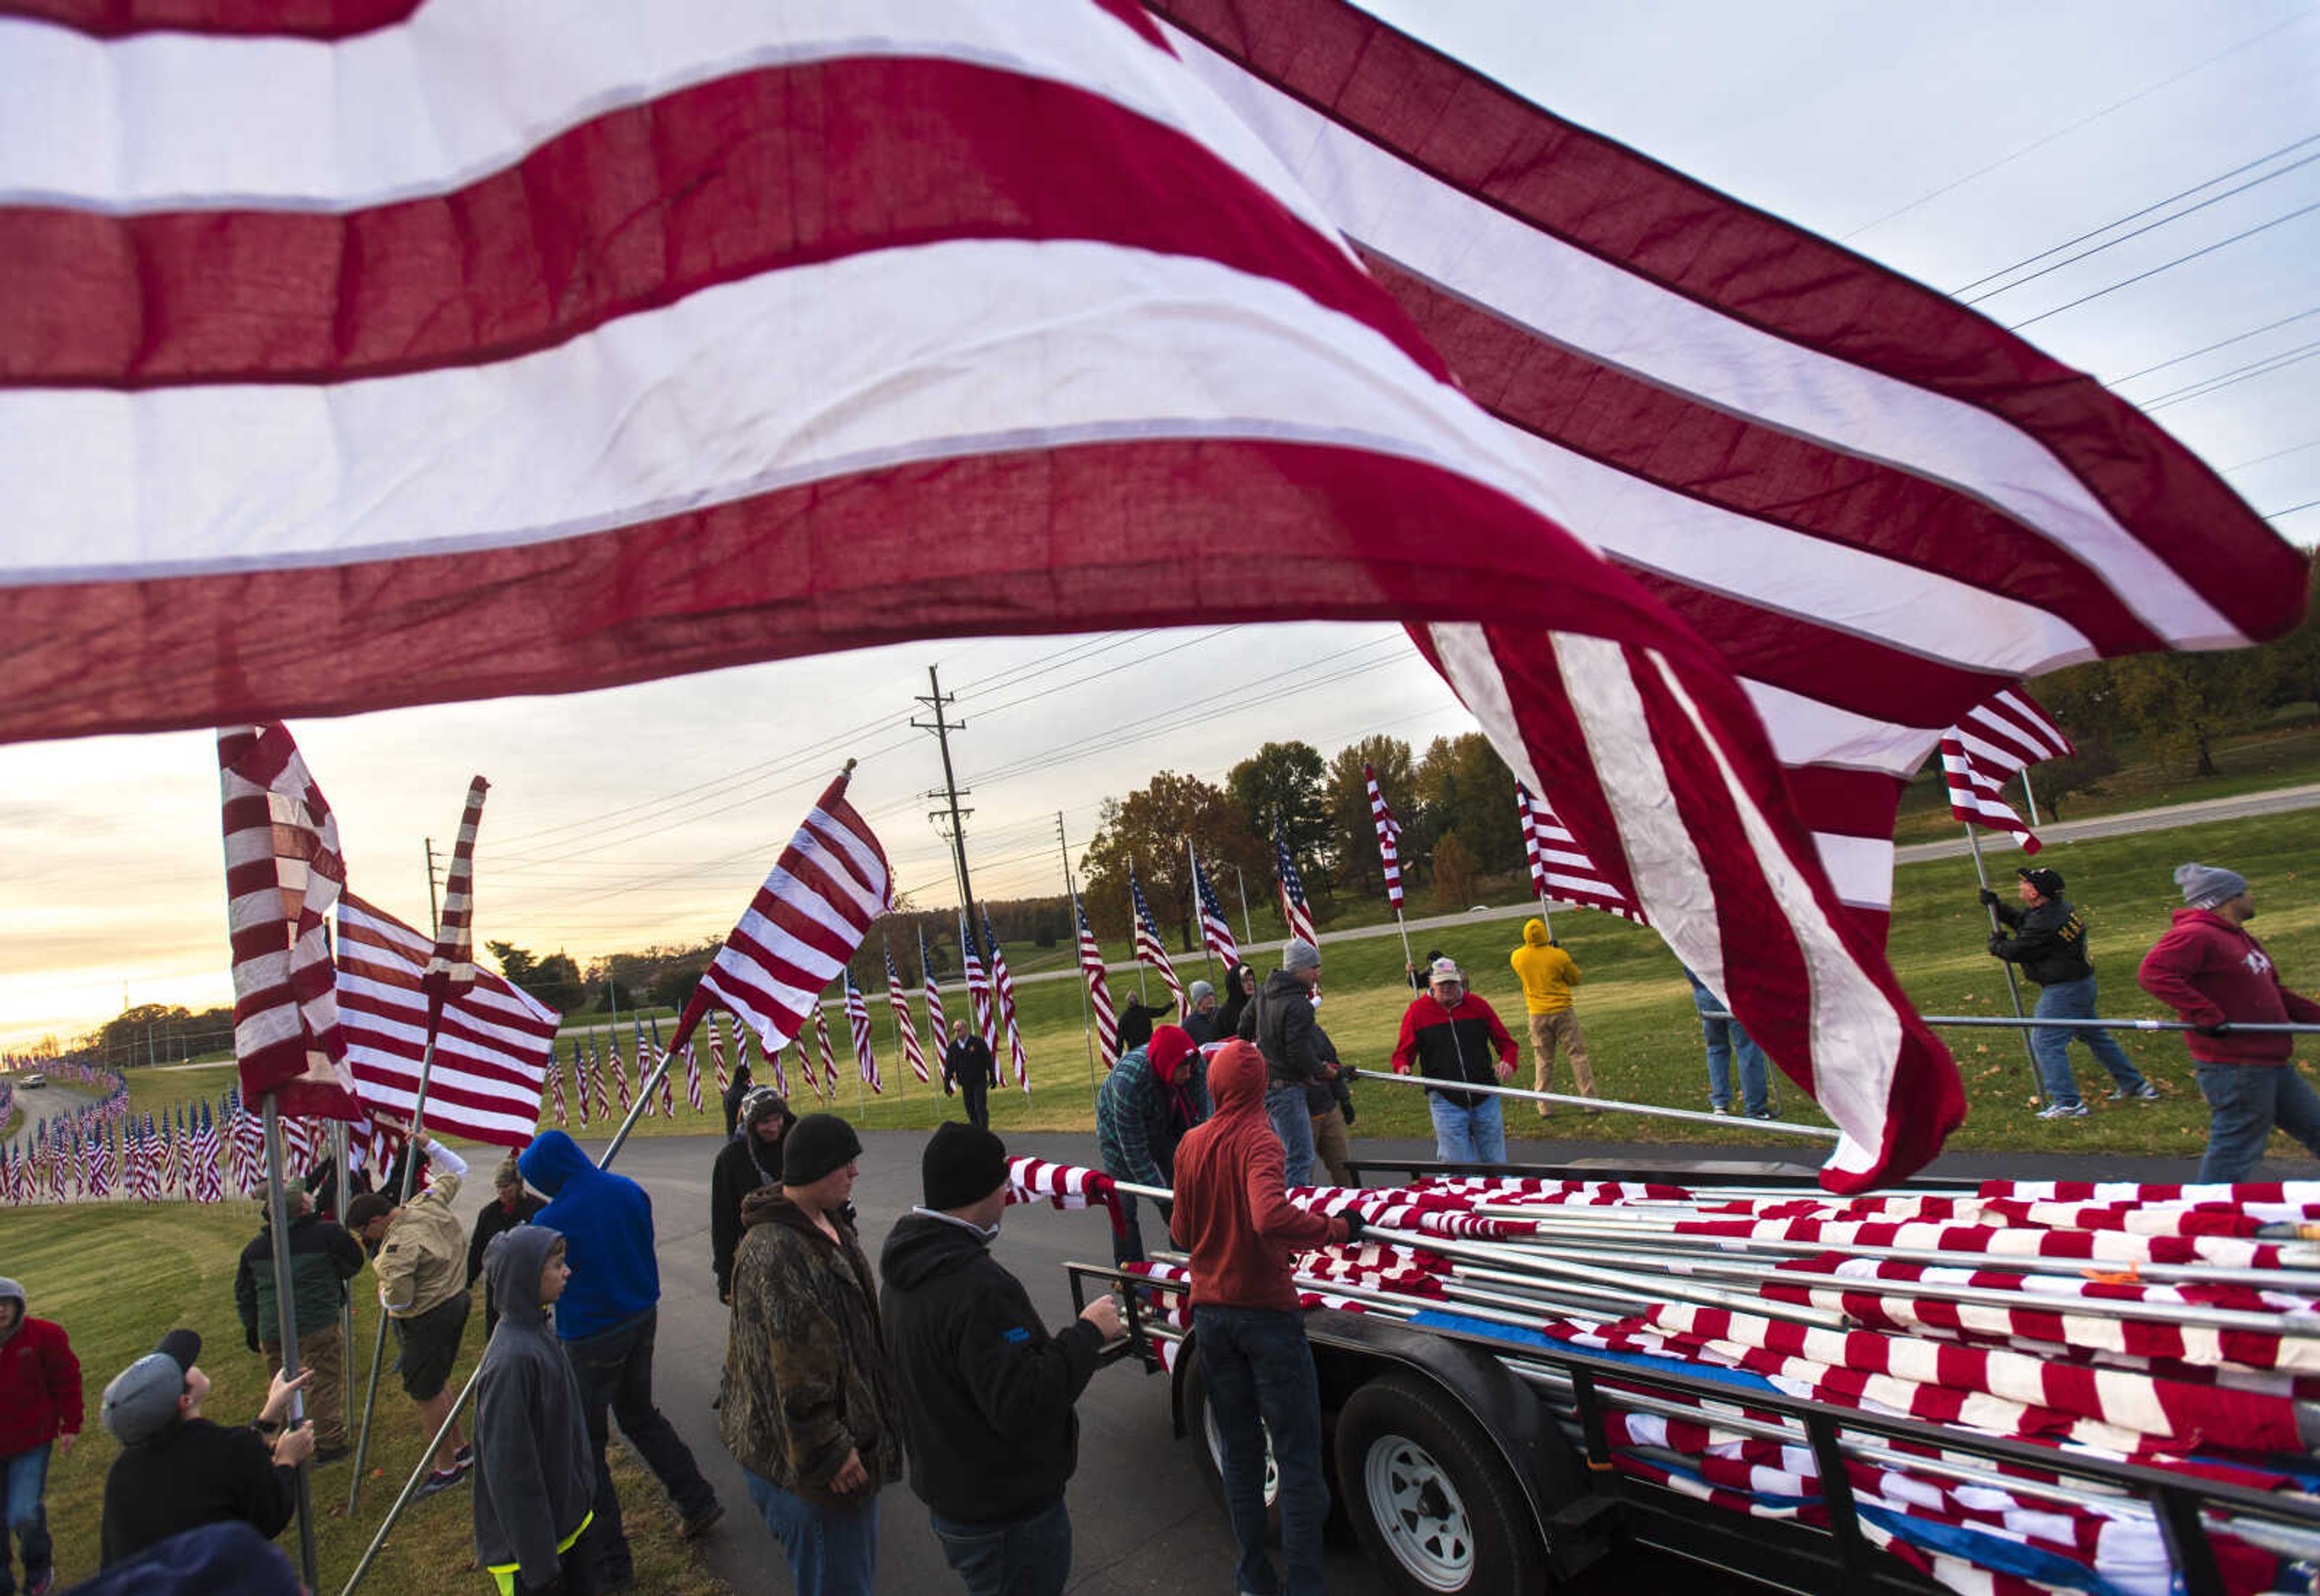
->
[346,1136,472,1499]
[1509,919,1596,1115]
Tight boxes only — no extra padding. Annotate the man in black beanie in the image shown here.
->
[878,1124,1122,1596]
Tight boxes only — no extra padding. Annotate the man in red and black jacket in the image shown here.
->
[1391,957,1519,1165]
[2139,862,2320,1183]
[0,1277,79,1596]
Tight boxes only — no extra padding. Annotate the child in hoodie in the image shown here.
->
[472,1226,598,1595]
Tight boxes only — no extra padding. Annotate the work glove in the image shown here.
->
[2196,1021,2233,1038]
[1338,1211,1367,1244]
[1986,933,2007,955]
[1977,888,2000,907]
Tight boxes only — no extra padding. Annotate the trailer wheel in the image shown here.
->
[1182,1355,1281,1534]
[1333,1374,1545,1595]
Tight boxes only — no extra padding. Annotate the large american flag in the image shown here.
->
[679,769,892,1062]
[335,893,561,1148]
[958,911,996,1049]
[1941,689,2075,855]
[1128,868,1185,1014]
[1272,820,1318,951]
[1518,782,1647,925]
[884,946,931,1085]
[919,926,950,1058]
[8,2,2299,1187]
[984,915,1033,1095]
[1365,762,1403,912]
[1190,852,1239,967]
[1074,900,1123,1072]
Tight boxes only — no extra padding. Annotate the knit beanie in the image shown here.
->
[2176,862,2249,910]
[1283,939,1321,973]
[921,1121,1009,1211]
[782,1113,862,1188]
[1188,980,1216,1008]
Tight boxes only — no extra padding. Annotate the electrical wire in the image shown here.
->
[2142,344,2320,412]
[2107,307,2320,384]
[2006,200,2320,330]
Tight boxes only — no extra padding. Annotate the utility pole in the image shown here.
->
[914,666,982,947]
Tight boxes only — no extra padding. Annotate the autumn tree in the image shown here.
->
[1080,772,1263,948]
[1326,735,1420,899]
[1227,740,1334,888]
[1431,832,1480,909]
[1413,732,1524,875]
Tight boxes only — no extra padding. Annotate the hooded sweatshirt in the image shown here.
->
[878,1210,1104,1525]
[1168,1042,1346,1311]
[518,1130,659,1342]
[1509,919,1582,1014]
[0,1278,81,1456]
[472,1225,596,1591]
[2138,909,2320,1065]
[1237,968,1326,1087]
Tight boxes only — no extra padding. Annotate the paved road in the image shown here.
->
[2,1082,97,1153]
[1894,780,2320,865]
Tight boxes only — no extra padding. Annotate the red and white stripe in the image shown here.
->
[217,724,360,1119]
[921,928,952,1061]
[546,1042,568,1127]
[885,947,930,1086]
[1191,852,1239,967]
[1364,762,1403,912]
[1941,690,2072,853]
[707,1011,729,1096]
[1517,782,1645,925]
[576,1037,596,1128]
[335,893,561,1147]
[845,971,882,1095]
[683,1038,704,1113]
[1005,1155,1125,1234]
[1130,875,1186,1015]
[604,1029,630,1115]
[811,1002,839,1101]
[959,913,996,1051]
[12,0,2300,1189]
[984,932,1031,1095]
[682,770,892,1059]
[422,775,489,999]
[1075,901,1121,1071]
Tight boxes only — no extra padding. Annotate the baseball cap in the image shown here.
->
[1428,957,1464,985]
[102,1329,201,1445]
[2017,866,2064,897]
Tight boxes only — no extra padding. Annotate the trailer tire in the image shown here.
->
[1333,1374,1546,1595]
[1182,1354,1281,1540]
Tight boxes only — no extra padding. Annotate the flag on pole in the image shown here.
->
[1191,854,1239,967]
[885,947,930,1085]
[845,971,883,1095]
[959,911,995,1048]
[217,724,360,1119]
[921,927,951,1053]
[707,1011,729,1096]
[683,1037,704,1113]
[1941,689,2075,854]
[334,893,562,1148]
[984,916,1030,1095]
[764,1040,790,1101]
[578,1036,598,1128]
[634,1017,658,1118]
[1128,869,1185,1013]
[422,775,489,1002]
[729,1020,755,1097]
[1272,819,1318,950]
[811,1002,839,1100]
[1075,901,1121,1071]
[1365,763,1404,911]
[548,1040,570,1127]
[681,770,894,1064]
[1518,782,1646,924]
[651,1016,675,1117]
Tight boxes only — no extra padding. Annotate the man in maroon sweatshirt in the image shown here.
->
[2138,862,2320,1183]
[1170,1040,1356,1596]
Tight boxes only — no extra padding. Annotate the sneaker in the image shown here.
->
[411,1466,467,1502]
[2108,1084,2162,1102]
[2037,1101,2090,1119]
[27,1571,56,1595]
[679,1499,726,1540]
[1709,1104,1732,1116]
[453,1442,474,1468]
[1747,1111,1774,1121]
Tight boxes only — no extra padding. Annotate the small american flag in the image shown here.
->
[845,971,882,1094]
[1365,762,1404,912]
[886,946,930,1085]
[707,1010,729,1095]
[1129,868,1185,1013]
[1075,901,1121,1071]
[811,1001,839,1101]
[1273,819,1318,950]
[606,1027,631,1115]
[1191,853,1239,967]
[651,1015,675,1117]
[1518,782,1646,925]
[192,1104,222,1204]
[921,926,950,1050]
[578,1036,597,1128]
[1941,689,2074,854]
[959,910,996,1047]
[683,1036,704,1114]
[985,915,1031,1095]
[548,1040,569,1127]
[635,1017,656,1118]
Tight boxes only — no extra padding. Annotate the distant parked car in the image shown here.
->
[21,1072,45,1089]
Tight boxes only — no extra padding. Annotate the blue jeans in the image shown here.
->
[1425,1092,1507,1164]
[2196,1063,2320,1183]
[2030,977,2145,1105]
[927,1498,1072,1596]
[1193,1307,1328,1596]
[564,1309,717,1583]
[1265,1084,1316,1188]
[744,1469,879,1596]
[1113,1190,1147,1269]
[0,1443,51,1594]
[1702,1015,1770,1116]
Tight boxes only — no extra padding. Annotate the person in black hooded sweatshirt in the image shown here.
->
[711,1088,793,1305]
[472,1223,599,1595]
[878,1124,1122,1596]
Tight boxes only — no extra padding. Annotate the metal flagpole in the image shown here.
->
[1231,864,1253,946]
[347,1020,442,1513]
[1061,817,1098,1097]
[330,1118,355,1440]
[1964,823,2044,1102]
[1391,907,1416,974]
[262,1095,321,1594]
[1537,890,1556,940]
[2020,768,2043,828]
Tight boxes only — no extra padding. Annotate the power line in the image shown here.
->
[2266,498,2320,521]
[2107,307,2320,384]
[2223,436,2320,471]
[2005,199,2320,330]
[2142,344,2320,412]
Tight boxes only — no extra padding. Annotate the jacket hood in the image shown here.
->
[517,1129,594,1197]
[481,1223,562,1330]
[1207,1039,1267,1115]
[879,1211,987,1292]
[740,1186,794,1229]
[0,1277,24,1311]
[2171,907,2241,932]
[1148,1025,1197,1086]
[1522,918,1549,946]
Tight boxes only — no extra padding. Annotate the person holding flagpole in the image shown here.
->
[1982,866,2154,1119]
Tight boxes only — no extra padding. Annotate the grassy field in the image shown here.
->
[0,1202,729,1595]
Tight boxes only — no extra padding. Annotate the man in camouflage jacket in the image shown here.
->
[720,1113,903,1596]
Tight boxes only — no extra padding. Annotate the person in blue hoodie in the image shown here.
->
[472,1224,598,1596]
[517,1131,723,1591]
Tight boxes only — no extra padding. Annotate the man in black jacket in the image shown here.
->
[1235,939,1332,1188]
[712,1089,793,1304]
[880,1124,1121,1596]
[940,1018,998,1131]
[232,1179,365,1461]
[466,1153,547,1340]
[1982,866,2153,1119]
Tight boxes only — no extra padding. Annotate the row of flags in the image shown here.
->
[0,1087,363,1210]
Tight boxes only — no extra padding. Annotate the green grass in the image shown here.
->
[0,1203,729,1595]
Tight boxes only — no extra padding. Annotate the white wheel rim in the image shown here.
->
[1203,1401,1280,1508]
[1364,1432,1475,1592]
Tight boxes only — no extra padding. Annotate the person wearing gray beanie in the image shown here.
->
[2139,865,2320,1182]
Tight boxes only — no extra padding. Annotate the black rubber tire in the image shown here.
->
[1333,1372,1548,1595]
[1182,1351,1283,1541]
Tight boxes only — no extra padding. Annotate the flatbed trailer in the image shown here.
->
[1066,1157,2320,1596]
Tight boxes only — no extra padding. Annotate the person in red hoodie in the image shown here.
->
[0,1277,80,1596]
[1168,1040,1357,1596]
[2138,862,2320,1183]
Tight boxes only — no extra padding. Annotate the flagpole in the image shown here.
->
[1062,819,1098,1097]
[1392,907,1415,974]
[330,1118,355,1443]
[262,1093,321,1595]
[1538,890,1556,941]
[1964,823,2044,1102]
[2020,768,2043,828]
[1231,864,1253,947]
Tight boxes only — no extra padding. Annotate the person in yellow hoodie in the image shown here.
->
[1509,920,1596,1115]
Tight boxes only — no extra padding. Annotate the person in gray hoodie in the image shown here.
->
[472,1225,598,1596]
